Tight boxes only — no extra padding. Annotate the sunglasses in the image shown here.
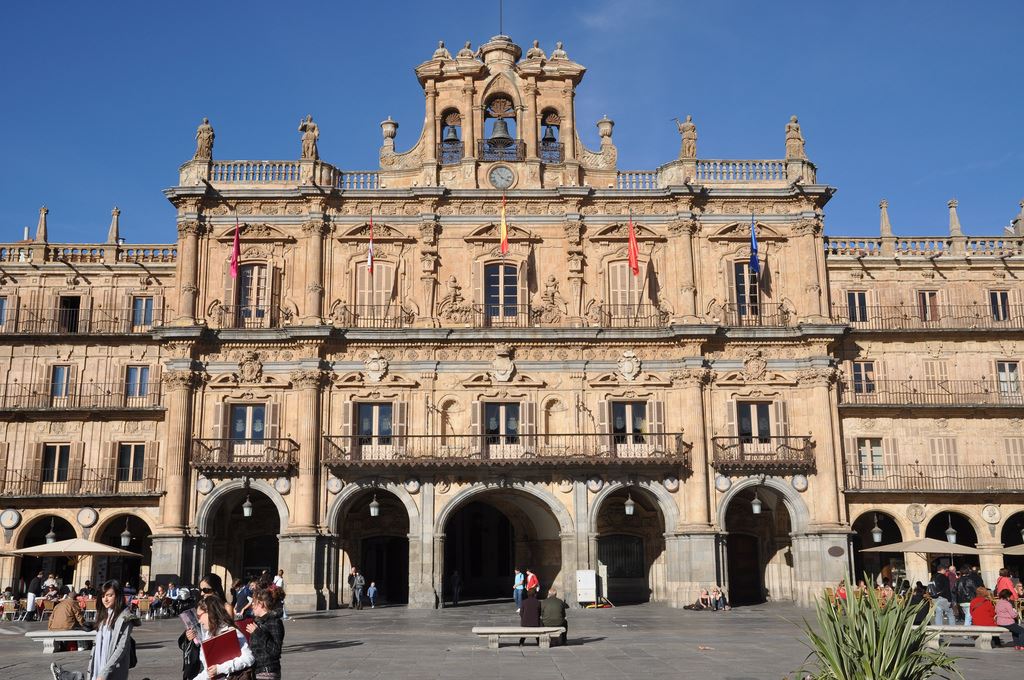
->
[200,587,214,594]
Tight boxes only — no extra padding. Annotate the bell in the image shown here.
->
[444,125,459,142]
[489,118,513,147]
[542,125,556,143]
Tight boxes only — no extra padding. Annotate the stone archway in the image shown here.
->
[195,483,286,589]
[16,514,78,589]
[93,513,155,588]
[590,484,668,604]
[851,510,904,586]
[721,483,798,605]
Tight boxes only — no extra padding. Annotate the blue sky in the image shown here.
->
[1,1,1021,243]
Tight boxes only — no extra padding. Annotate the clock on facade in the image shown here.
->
[488,165,515,190]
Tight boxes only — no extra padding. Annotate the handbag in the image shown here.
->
[226,669,255,680]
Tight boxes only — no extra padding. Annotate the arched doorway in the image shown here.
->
[1000,511,1024,579]
[724,485,794,605]
[440,488,564,605]
[925,511,979,572]
[594,487,666,604]
[337,489,409,605]
[18,515,76,589]
[204,488,281,587]
[95,515,152,589]
[851,511,903,586]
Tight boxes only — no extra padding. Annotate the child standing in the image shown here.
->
[367,582,378,608]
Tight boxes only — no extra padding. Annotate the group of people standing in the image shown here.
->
[927,565,1023,649]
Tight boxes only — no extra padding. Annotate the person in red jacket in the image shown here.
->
[525,568,539,595]
[970,586,997,627]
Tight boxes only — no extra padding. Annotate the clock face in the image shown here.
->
[488,165,515,190]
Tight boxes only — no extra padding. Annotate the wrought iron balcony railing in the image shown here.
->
[322,432,691,468]
[588,303,669,328]
[212,305,293,330]
[335,304,411,329]
[839,379,1024,407]
[721,303,794,327]
[437,140,464,166]
[477,139,526,162]
[0,467,163,497]
[474,303,534,328]
[191,438,299,474]
[0,382,163,411]
[1,307,164,334]
[834,304,1024,331]
[540,141,564,164]
[844,463,1024,493]
[711,436,816,473]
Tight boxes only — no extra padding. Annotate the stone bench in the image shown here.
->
[471,626,565,649]
[25,630,96,654]
[926,625,1007,650]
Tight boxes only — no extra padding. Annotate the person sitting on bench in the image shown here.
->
[518,589,541,645]
[540,587,568,646]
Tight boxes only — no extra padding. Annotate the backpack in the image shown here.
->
[129,637,138,668]
[926,579,941,599]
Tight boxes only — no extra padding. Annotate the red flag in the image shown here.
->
[367,212,375,276]
[230,215,241,278]
[627,211,639,276]
[499,193,509,254]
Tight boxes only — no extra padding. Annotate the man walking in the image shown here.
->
[540,587,569,646]
[352,568,366,610]
[450,571,462,607]
[955,565,984,626]
[513,568,525,613]
[930,567,956,626]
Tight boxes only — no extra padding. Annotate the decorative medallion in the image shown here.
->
[435,478,451,494]
[363,351,389,383]
[196,476,214,495]
[76,507,98,529]
[742,350,768,382]
[274,477,291,495]
[791,474,809,492]
[557,478,573,494]
[586,476,604,493]
[714,475,732,493]
[981,504,1002,525]
[663,476,680,493]
[827,546,846,558]
[491,343,516,382]
[237,350,263,383]
[326,477,344,494]
[0,508,22,530]
[404,477,421,494]
[617,351,642,382]
[906,503,926,524]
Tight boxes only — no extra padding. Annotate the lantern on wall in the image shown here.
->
[871,514,883,544]
[945,514,957,544]
[623,493,636,517]
[369,495,381,518]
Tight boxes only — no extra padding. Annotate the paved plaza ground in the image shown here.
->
[1,601,1018,679]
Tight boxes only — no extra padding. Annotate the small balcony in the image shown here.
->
[834,304,1024,331]
[474,303,534,328]
[722,303,794,327]
[437,140,464,166]
[844,463,1024,493]
[711,436,816,473]
[477,139,526,163]
[336,304,410,329]
[839,379,1024,408]
[213,305,293,330]
[0,382,163,412]
[2,307,163,335]
[589,304,669,329]
[540,141,564,164]
[322,432,691,468]
[191,438,298,474]
[0,467,163,498]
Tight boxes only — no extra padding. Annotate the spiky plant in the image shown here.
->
[794,583,962,680]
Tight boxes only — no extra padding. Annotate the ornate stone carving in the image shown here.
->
[432,40,451,60]
[562,220,583,246]
[550,41,569,60]
[161,370,195,391]
[667,218,699,236]
[793,217,822,235]
[301,220,328,236]
[306,282,324,295]
[194,118,214,160]
[437,275,473,323]
[796,366,839,387]
[670,367,712,387]
[743,350,768,381]
[676,115,697,159]
[236,350,263,383]
[177,221,201,237]
[785,115,806,159]
[525,40,546,60]
[617,351,642,382]
[531,275,568,324]
[491,344,516,382]
[419,220,440,246]
[298,114,319,160]
[290,369,324,389]
[363,351,389,383]
[456,41,475,59]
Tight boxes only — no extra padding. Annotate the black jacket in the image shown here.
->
[929,574,952,601]
[28,577,43,597]
[954,572,983,603]
[249,611,285,673]
[177,631,201,680]
[520,597,541,627]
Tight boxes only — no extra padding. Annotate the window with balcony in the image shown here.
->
[357,403,393,446]
[990,290,1011,321]
[238,264,269,327]
[917,290,939,321]
[733,262,760,321]
[42,444,71,483]
[856,437,884,476]
[125,365,150,405]
[50,365,72,404]
[923,359,948,390]
[131,296,154,329]
[117,443,146,482]
[0,296,7,327]
[847,291,868,322]
[737,401,771,443]
[928,437,958,467]
[484,262,519,324]
[997,361,1021,396]
[485,402,520,445]
[351,261,397,327]
[58,296,81,333]
[230,403,266,442]
[851,361,876,394]
[611,401,647,444]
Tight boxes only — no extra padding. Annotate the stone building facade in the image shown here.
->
[1,35,1023,610]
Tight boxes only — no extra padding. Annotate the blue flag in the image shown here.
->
[749,215,761,274]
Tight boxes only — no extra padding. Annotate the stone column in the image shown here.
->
[977,542,1005,587]
[289,370,322,530]
[462,78,476,157]
[792,531,852,607]
[424,82,438,162]
[150,369,195,583]
[300,221,326,324]
[174,221,201,325]
[561,79,576,160]
[670,218,699,319]
[523,79,538,159]
[675,368,712,528]
[801,367,844,528]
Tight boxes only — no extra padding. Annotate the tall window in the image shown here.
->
[847,291,868,322]
[997,361,1021,396]
[357,403,393,446]
[0,296,7,328]
[736,401,771,443]
[856,438,884,476]
[131,296,154,329]
[238,264,269,325]
[851,361,876,394]
[733,262,760,319]
[117,443,146,482]
[484,262,519,322]
[1005,437,1024,467]
[928,437,958,467]
[485,402,520,445]
[917,290,939,321]
[125,366,150,402]
[990,290,1011,321]
[229,404,266,442]
[42,444,71,483]
[50,365,71,401]
[611,401,647,444]
[58,296,81,333]
[353,261,396,326]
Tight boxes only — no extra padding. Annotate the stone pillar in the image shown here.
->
[559,532,579,604]
[676,368,712,528]
[277,534,322,611]
[977,542,1005,587]
[300,221,326,324]
[462,78,476,158]
[289,370,322,530]
[424,82,438,162]
[174,221,201,325]
[792,531,852,607]
[160,370,194,531]
[666,532,718,607]
[801,368,844,528]
[408,481,436,609]
[671,219,699,319]
[561,79,576,160]
[523,79,538,159]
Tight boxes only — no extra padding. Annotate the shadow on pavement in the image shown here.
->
[283,639,364,653]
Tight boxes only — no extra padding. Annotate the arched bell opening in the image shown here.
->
[481,96,522,162]
[438,109,463,165]
[539,109,563,163]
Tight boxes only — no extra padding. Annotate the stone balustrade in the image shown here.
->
[695,159,787,183]
[0,243,176,265]
[827,235,1024,258]
[210,160,302,184]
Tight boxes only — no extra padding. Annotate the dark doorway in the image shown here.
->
[597,534,648,603]
[444,501,514,600]
[242,535,279,581]
[1002,512,1024,581]
[361,536,409,605]
[18,516,76,591]
[96,515,152,589]
[205,490,280,589]
[58,296,81,333]
[727,533,763,605]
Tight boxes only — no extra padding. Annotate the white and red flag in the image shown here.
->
[230,214,241,278]
[627,209,640,276]
[367,211,375,276]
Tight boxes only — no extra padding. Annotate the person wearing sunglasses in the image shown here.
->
[198,573,234,619]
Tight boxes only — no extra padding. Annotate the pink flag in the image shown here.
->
[627,210,639,276]
[230,216,241,278]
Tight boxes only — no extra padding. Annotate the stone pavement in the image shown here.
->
[1,602,1017,679]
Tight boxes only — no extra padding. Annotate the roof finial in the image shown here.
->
[107,206,121,244]
[879,199,892,237]
[947,199,962,236]
[35,206,48,243]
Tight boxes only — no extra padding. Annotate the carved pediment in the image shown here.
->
[460,372,546,388]
[714,370,796,386]
[464,223,535,244]
[214,223,292,241]
[332,371,419,388]
[207,373,290,387]
[707,221,784,241]
[587,372,672,387]
[337,222,413,242]
[590,222,664,243]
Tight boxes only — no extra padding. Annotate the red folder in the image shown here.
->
[201,629,241,666]
[235,617,255,642]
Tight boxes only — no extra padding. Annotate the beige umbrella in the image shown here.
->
[1003,544,1024,556]
[860,536,980,556]
[8,537,142,559]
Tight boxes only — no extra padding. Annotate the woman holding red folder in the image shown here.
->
[187,596,254,680]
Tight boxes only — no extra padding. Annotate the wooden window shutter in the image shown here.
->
[393,401,409,455]
[649,399,666,451]
[724,398,737,437]
[517,260,529,314]
[222,264,237,328]
[212,402,228,442]
[26,443,44,495]
[844,436,858,467]
[149,364,161,403]
[472,260,482,306]
[355,262,369,309]
[102,442,119,495]
[144,441,160,493]
[339,400,354,458]
[0,441,7,493]
[66,364,79,400]
[882,438,899,470]
[597,400,610,451]
[521,400,537,452]
[383,262,397,308]
[470,400,483,456]
[67,442,85,494]
[152,291,165,327]
[266,401,282,441]
[270,265,284,325]
[773,400,790,438]
[725,262,738,308]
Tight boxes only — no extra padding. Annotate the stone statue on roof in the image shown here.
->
[299,114,320,160]
[550,41,568,60]
[525,40,546,60]
[456,41,475,59]
[785,115,806,159]
[433,40,451,60]
[194,117,214,160]
[676,115,697,159]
